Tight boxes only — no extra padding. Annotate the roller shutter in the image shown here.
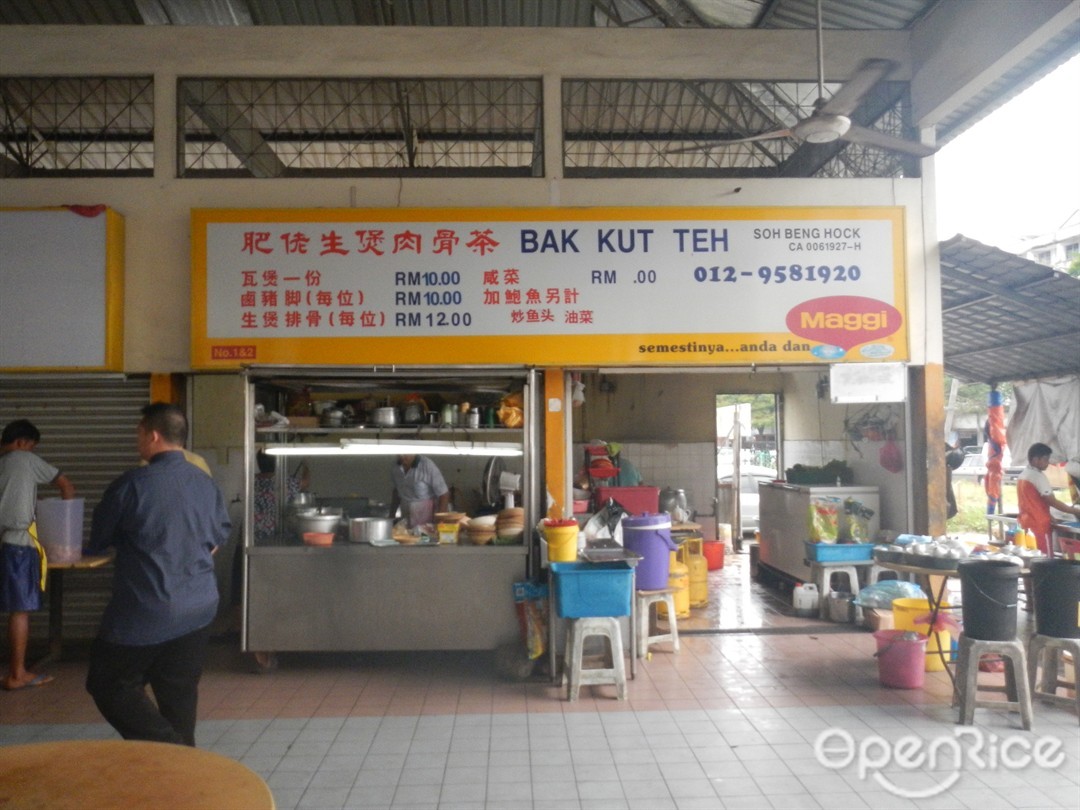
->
[0,375,150,644]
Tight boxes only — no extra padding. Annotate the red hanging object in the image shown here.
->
[879,435,903,473]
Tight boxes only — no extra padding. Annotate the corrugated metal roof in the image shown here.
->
[1,1,1076,151]
[940,235,1080,384]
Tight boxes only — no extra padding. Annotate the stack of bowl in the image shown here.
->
[495,508,525,544]
[465,514,497,545]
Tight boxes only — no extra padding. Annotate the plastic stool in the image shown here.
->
[953,635,1032,729]
[809,562,864,622]
[868,564,897,584]
[564,616,627,701]
[1028,635,1080,723]
[635,588,680,659]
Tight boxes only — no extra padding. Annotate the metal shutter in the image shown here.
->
[1,375,150,644]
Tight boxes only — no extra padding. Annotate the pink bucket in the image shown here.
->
[873,630,927,689]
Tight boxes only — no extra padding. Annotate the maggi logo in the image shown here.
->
[800,310,888,331]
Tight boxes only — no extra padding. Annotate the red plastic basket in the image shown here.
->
[1058,534,1080,560]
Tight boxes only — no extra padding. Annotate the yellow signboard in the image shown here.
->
[191,206,908,370]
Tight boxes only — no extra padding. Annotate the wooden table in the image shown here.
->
[0,739,275,809]
[39,554,113,665]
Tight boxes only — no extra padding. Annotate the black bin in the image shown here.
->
[1031,558,1080,638]
[958,559,1021,641]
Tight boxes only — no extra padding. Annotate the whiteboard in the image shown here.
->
[0,208,122,370]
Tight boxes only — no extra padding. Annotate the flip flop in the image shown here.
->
[4,674,54,691]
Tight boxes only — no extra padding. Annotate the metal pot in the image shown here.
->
[659,488,690,521]
[290,507,343,538]
[371,406,398,427]
[288,492,316,509]
[348,517,394,544]
[402,402,425,424]
[320,407,346,427]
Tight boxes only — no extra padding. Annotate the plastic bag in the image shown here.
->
[844,498,875,542]
[854,580,926,609]
[879,437,903,473]
[808,497,841,542]
[513,581,548,660]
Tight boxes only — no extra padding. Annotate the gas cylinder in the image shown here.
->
[678,536,709,608]
[658,550,690,619]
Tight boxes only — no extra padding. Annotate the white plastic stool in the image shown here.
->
[564,616,627,701]
[1028,635,1080,723]
[868,564,897,585]
[809,561,866,622]
[635,588,680,659]
[953,634,1033,729]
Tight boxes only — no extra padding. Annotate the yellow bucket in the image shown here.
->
[544,524,579,562]
[892,597,950,672]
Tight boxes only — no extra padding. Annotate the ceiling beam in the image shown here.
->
[178,81,285,178]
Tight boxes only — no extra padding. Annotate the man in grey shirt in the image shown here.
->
[0,419,75,691]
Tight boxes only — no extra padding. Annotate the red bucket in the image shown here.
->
[702,541,724,570]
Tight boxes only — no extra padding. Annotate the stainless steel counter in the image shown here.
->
[245,544,528,651]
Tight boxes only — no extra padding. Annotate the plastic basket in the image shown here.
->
[1058,534,1080,561]
[550,561,633,618]
[804,541,874,562]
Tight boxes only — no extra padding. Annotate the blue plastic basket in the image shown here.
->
[804,541,874,562]
[550,561,633,618]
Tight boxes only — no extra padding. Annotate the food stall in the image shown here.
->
[241,366,540,653]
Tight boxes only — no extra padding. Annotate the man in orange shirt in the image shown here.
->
[1017,443,1080,555]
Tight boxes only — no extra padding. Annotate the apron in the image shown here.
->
[405,498,436,529]
[28,521,48,591]
[1017,478,1053,555]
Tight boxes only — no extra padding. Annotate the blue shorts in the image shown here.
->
[0,543,43,612]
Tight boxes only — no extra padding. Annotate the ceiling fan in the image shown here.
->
[668,0,936,159]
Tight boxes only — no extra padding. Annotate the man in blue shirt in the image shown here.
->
[85,403,230,746]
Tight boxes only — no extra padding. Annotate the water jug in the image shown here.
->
[793,582,819,617]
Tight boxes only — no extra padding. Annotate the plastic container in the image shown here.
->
[1031,558,1080,638]
[702,540,724,570]
[793,582,819,617]
[804,541,874,562]
[549,561,633,618]
[543,520,580,563]
[622,513,676,590]
[593,486,661,516]
[873,630,928,689]
[958,559,1021,641]
[437,523,460,544]
[892,597,950,672]
[34,498,84,564]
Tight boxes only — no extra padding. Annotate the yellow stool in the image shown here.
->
[635,588,680,659]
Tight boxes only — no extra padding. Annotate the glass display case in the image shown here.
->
[241,366,539,653]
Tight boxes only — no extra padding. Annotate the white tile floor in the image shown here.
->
[3,553,1079,810]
